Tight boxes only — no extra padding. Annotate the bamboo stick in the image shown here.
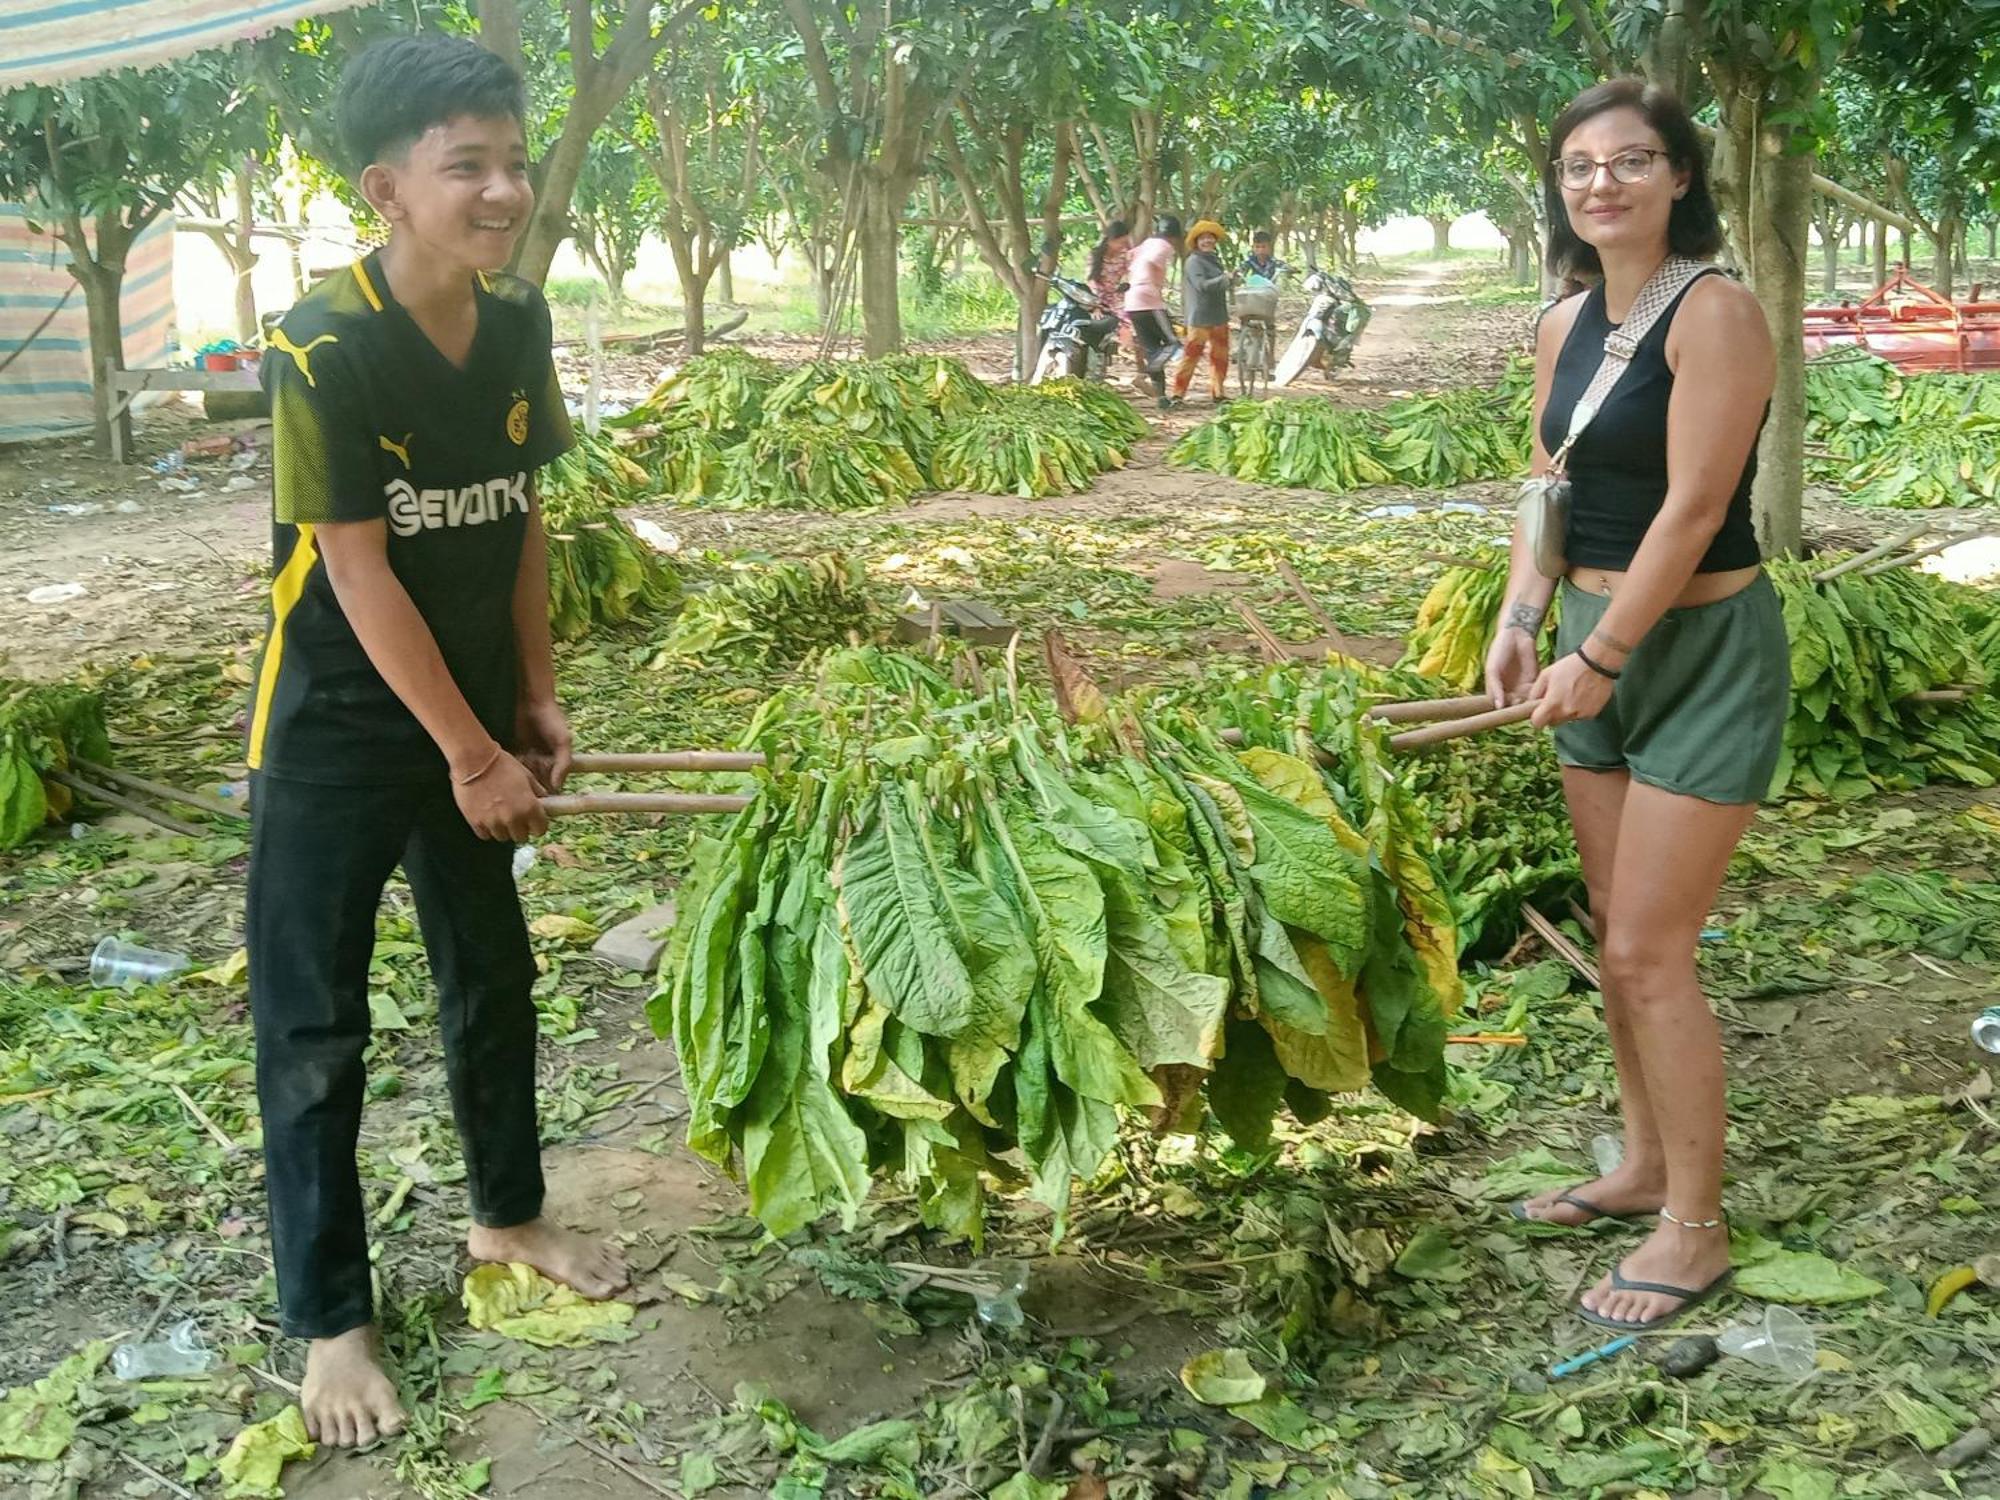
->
[541,792,751,817]
[47,769,206,837]
[75,758,243,819]
[1446,1033,1527,1046]
[1387,702,1534,751]
[1854,532,1986,578]
[1521,906,1602,989]
[568,751,765,773]
[1906,687,1972,703]
[1811,521,1933,582]
[1366,694,1495,724]
[1273,558,1350,651]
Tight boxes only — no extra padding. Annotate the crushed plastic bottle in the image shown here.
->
[90,936,191,988]
[1591,1134,1624,1176]
[111,1319,218,1380]
[1716,1303,1817,1379]
[1972,1006,2000,1054]
[511,844,538,881]
[968,1258,1028,1329]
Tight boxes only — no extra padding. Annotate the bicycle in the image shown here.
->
[1233,274,1281,399]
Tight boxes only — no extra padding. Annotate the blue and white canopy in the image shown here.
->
[1,0,376,89]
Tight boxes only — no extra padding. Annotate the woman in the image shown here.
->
[1088,219,1136,368]
[1171,220,1232,405]
[1490,79,1783,1333]
[1123,214,1184,408]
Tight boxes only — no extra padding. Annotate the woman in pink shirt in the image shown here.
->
[1123,215,1184,407]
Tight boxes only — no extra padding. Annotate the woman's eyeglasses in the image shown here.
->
[1555,148,1670,189]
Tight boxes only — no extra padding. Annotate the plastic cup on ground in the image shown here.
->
[969,1258,1029,1329]
[111,1318,218,1380]
[1591,1133,1623,1176]
[1716,1303,1817,1378]
[90,936,191,988]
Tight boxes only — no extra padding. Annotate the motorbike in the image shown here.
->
[1029,270,1124,384]
[1272,266,1370,388]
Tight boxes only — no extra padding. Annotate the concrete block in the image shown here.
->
[592,900,678,973]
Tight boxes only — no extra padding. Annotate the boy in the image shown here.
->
[1240,229,1282,282]
[248,35,626,1448]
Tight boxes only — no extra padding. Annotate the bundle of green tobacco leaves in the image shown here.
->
[1769,556,2000,797]
[648,555,878,668]
[539,433,681,640]
[708,420,927,512]
[1806,352,2000,508]
[620,348,783,441]
[650,646,1459,1241]
[0,677,112,850]
[1372,387,1530,489]
[1169,400,1395,491]
[1172,658,1573,957]
[873,353,998,418]
[1398,548,1516,692]
[930,386,1137,498]
[763,360,940,473]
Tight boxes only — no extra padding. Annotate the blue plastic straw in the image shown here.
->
[1549,1333,1636,1379]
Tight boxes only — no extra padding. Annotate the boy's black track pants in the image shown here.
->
[247,772,544,1339]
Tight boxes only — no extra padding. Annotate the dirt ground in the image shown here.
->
[3,256,1998,1500]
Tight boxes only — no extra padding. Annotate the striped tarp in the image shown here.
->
[0,0,377,89]
[0,205,176,444]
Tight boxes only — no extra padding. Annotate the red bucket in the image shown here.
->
[202,352,240,371]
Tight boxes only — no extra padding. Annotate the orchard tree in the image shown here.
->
[0,51,264,457]
[570,135,649,307]
[632,20,769,354]
[477,0,711,285]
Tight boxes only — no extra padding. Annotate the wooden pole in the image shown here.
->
[542,792,751,817]
[1366,694,1495,724]
[1387,703,1534,752]
[568,751,765,773]
[75,759,243,819]
[47,769,207,837]
[1854,533,1988,579]
[1810,521,1932,582]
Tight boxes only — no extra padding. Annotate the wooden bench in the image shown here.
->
[103,358,262,463]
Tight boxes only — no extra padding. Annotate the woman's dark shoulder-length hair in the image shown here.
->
[1544,78,1724,283]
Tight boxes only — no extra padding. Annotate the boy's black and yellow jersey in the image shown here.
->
[249,252,574,784]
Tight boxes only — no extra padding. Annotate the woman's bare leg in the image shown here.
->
[1519,767,1669,1224]
[1580,780,1753,1323]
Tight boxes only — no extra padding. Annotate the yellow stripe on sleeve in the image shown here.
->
[246,524,320,770]
[351,259,385,312]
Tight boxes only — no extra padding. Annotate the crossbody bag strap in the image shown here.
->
[1547,256,1713,474]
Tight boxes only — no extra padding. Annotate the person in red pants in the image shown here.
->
[1172,219,1232,405]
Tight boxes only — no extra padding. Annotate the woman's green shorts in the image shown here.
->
[1553,574,1790,805]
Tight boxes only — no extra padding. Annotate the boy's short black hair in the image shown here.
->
[1543,78,1722,281]
[335,35,526,175]
[1252,229,1274,244]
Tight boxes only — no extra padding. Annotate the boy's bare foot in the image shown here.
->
[301,1326,406,1447]
[467,1217,628,1300]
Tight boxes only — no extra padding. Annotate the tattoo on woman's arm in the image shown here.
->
[1504,600,1546,635]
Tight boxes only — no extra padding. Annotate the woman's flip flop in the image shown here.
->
[1510,1185,1652,1227]
[1576,1265,1735,1332]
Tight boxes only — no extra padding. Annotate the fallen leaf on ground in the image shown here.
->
[1180,1348,1266,1406]
[217,1405,315,1498]
[462,1261,635,1347]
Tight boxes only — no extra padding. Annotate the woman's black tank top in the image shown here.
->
[1539,272,1763,573]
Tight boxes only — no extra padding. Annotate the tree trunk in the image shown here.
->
[1987,221,1997,260]
[1898,225,1910,267]
[717,248,734,304]
[858,174,905,355]
[1819,214,1841,298]
[232,162,258,343]
[1427,215,1453,255]
[679,267,708,354]
[515,104,599,284]
[1746,149,1813,559]
[606,254,628,309]
[1874,216,1888,284]
[1934,221,1957,298]
[72,251,130,459]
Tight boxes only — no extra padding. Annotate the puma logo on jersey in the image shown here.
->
[385,472,529,537]
[269,328,339,387]
[378,432,413,469]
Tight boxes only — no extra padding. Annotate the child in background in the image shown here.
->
[1241,228,1281,281]
[1172,219,1232,405]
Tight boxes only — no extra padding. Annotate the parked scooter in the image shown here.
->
[1030,270,1124,383]
[1272,267,1370,387]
